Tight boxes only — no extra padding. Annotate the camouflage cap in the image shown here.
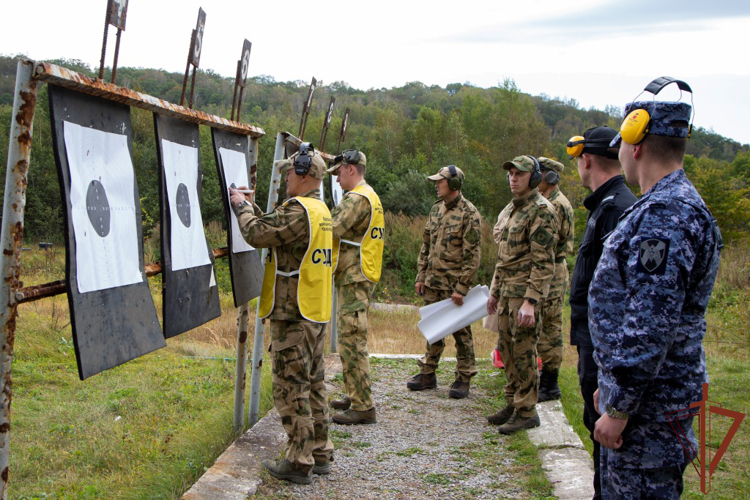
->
[611,101,692,146]
[502,155,538,172]
[277,151,327,180]
[327,150,367,174]
[538,157,564,173]
[427,165,465,182]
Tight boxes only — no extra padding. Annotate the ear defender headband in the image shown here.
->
[566,135,618,159]
[620,77,694,145]
[447,165,462,191]
[527,156,542,189]
[294,142,316,175]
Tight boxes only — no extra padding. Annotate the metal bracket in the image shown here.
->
[298,77,317,140]
[231,39,252,122]
[98,0,129,83]
[180,8,207,109]
[318,96,335,152]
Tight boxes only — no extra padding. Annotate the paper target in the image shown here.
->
[331,176,344,206]
[219,147,255,254]
[63,121,142,294]
[161,139,212,271]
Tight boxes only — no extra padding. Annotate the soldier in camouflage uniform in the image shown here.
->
[326,150,384,425]
[407,165,482,399]
[590,83,722,498]
[229,147,334,484]
[536,157,574,402]
[486,155,558,435]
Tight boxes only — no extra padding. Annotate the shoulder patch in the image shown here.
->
[531,227,553,247]
[636,237,670,274]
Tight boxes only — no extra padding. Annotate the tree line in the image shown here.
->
[1,54,748,246]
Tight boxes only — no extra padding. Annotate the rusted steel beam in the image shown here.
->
[34,63,265,138]
[14,248,230,305]
[282,132,335,162]
[1,58,38,500]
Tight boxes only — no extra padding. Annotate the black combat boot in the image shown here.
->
[448,379,470,399]
[406,372,437,391]
[538,369,562,402]
[487,404,515,425]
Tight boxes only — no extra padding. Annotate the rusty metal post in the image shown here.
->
[232,303,249,434]
[111,28,122,84]
[1,59,37,500]
[98,2,111,80]
[248,132,285,426]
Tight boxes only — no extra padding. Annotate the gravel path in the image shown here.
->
[254,357,537,499]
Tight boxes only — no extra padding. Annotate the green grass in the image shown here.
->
[9,248,275,500]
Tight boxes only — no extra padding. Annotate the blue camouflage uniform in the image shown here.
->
[589,167,722,499]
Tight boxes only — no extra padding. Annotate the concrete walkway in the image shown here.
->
[181,354,594,499]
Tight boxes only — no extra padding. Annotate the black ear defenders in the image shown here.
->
[294,142,315,175]
[447,165,462,191]
[505,156,542,189]
[543,169,560,185]
[343,149,362,165]
[528,156,542,189]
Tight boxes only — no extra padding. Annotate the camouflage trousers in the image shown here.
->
[337,281,374,411]
[497,296,541,417]
[269,319,334,473]
[538,293,564,372]
[602,447,688,500]
[417,287,478,382]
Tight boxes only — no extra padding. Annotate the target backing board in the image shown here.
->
[154,115,221,338]
[211,129,263,307]
[48,85,165,380]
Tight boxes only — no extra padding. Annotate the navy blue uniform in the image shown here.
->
[589,169,722,499]
[569,175,636,500]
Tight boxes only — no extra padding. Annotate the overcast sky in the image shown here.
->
[3,0,749,144]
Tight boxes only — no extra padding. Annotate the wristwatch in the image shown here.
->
[606,405,629,420]
[524,298,537,305]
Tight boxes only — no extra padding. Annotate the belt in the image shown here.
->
[276,269,300,277]
[340,238,361,247]
[555,257,566,263]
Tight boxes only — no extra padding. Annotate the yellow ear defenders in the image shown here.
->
[447,165,462,191]
[566,135,617,159]
[620,77,694,145]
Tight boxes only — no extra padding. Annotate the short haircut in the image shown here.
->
[586,153,621,172]
[353,163,366,176]
[642,120,689,164]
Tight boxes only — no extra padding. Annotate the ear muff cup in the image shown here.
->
[620,108,651,145]
[544,170,560,185]
[566,136,585,158]
[447,165,462,191]
[527,156,542,189]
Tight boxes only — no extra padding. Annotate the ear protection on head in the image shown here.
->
[447,165,462,191]
[343,149,361,165]
[566,135,616,158]
[527,156,542,189]
[543,169,560,185]
[620,77,694,145]
[294,142,315,175]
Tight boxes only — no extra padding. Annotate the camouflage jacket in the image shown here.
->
[589,170,722,467]
[416,194,482,296]
[236,188,319,321]
[546,187,575,295]
[331,180,373,286]
[490,189,558,301]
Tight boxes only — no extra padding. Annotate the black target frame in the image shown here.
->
[47,85,165,380]
[154,115,221,338]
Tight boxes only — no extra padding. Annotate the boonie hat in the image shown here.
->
[538,157,564,173]
[610,101,692,147]
[327,150,367,174]
[427,165,465,182]
[502,156,538,172]
[277,151,327,180]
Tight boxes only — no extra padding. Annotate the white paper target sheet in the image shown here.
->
[219,147,255,254]
[161,139,211,271]
[418,285,490,344]
[63,121,142,294]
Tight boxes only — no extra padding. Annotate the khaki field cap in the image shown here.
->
[538,157,565,173]
[502,155,538,172]
[327,150,368,174]
[427,165,465,182]
[276,151,327,180]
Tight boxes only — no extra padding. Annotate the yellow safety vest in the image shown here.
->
[334,184,385,283]
[258,196,333,323]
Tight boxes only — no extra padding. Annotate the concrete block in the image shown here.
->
[539,447,595,500]
[528,400,585,449]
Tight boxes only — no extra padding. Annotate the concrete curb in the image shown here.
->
[528,400,595,499]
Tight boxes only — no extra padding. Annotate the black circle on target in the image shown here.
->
[86,180,111,237]
[176,183,191,228]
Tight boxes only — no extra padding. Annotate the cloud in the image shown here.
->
[441,0,750,45]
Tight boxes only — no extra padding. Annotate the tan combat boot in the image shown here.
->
[487,404,515,425]
[330,396,351,410]
[332,407,377,425]
[498,413,541,435]
[406,372,437,391]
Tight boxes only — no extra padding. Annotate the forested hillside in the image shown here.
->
[1,54,748,244]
